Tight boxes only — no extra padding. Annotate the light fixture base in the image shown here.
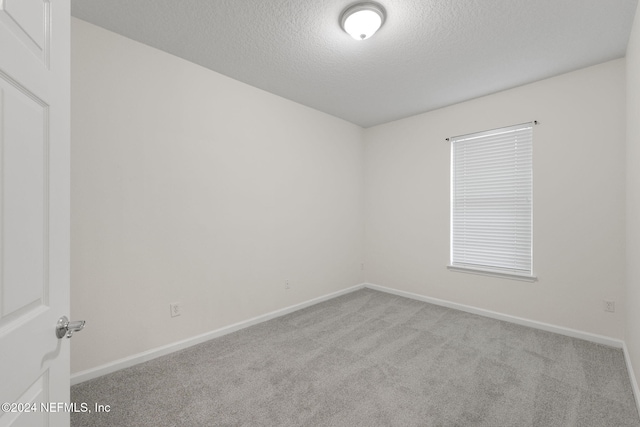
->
[340,2,386,41]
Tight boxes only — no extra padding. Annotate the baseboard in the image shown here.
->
[71,281,629,384]
[623,342,640,417]
[72,280,640,416]
[363,283,624,348]
[71,283,365,385]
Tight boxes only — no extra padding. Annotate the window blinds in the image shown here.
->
[450,123,533,278]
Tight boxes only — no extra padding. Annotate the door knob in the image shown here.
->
[56,316,86,339]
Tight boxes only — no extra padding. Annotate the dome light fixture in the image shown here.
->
[340,2,386,41]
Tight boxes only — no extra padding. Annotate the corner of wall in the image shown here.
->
[626,0,640,414]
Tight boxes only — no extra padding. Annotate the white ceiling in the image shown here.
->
[71,0,638,128]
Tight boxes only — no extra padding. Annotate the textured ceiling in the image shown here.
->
[71,0,638,128]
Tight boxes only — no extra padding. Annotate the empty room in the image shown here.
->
[2,0,640,426]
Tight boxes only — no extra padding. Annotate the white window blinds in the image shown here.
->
[450,122,533,279]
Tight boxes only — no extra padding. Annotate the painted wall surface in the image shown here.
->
[72,15,631,377]
[364,59,627,339]
[626,5,640,391]
[70,19,364,374]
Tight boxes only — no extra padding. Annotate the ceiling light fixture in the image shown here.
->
[340,2,386,41]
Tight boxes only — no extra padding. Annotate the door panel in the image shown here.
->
[0,76,48,322]
[0,0,50,64]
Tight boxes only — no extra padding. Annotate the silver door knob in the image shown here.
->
[56,316,85,339]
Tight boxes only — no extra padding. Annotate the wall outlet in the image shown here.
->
[285,280,290,290]
[170,302,182,317]
[604,300,615,313]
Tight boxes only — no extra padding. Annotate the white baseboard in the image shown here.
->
[623,342,640,416]
[363,283,624,348]
[71,284,365,385]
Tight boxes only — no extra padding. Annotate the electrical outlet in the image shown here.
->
[285,280,290,290]
[604,300,615,313]
[170,302,182,317]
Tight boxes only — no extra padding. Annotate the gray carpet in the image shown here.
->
[71,289,640,426]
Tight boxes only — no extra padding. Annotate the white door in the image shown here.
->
[0,0,71,426]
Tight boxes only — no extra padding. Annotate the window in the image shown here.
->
[449,122,534,281]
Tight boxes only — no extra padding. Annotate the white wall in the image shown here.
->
[364,59,627,339]
[71,19,364,374]
[72,15,631,377]
[626,5,640,391]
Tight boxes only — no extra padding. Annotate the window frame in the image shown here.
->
[448,122,536,282]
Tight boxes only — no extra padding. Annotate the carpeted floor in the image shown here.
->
[71,288,640,426]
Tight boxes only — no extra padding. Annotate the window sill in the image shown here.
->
[447,265,537,282]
